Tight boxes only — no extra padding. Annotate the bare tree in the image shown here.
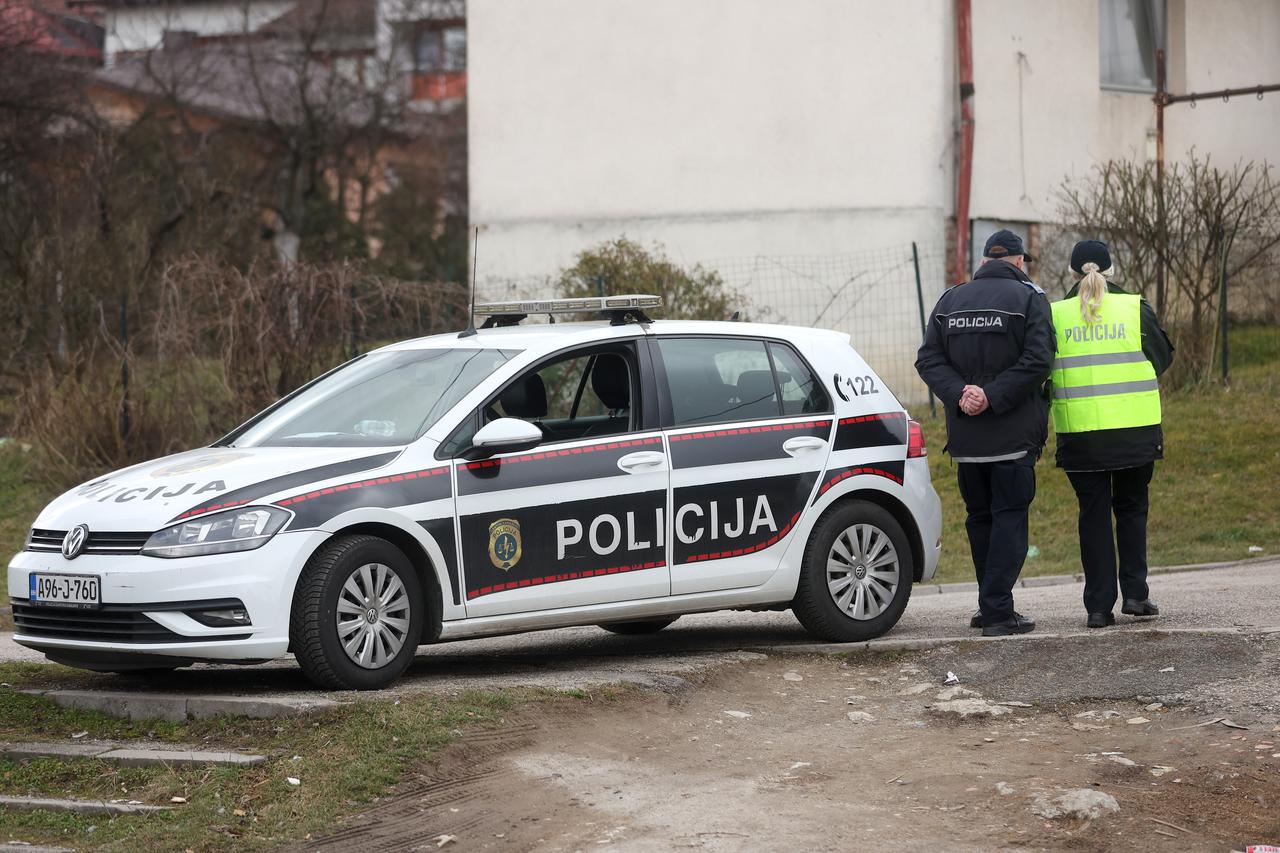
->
[1054,154,1280,382]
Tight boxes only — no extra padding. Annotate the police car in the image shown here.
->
[9,296,942,689]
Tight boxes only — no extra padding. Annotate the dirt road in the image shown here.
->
[290,633,1280,852]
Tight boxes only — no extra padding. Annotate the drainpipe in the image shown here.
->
[952,0,975,286]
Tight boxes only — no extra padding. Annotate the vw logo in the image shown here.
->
[62,524,90,560]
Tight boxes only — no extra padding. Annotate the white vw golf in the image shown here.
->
[10,297,942,689]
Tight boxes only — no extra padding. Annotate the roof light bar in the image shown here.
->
[474,295,661,316]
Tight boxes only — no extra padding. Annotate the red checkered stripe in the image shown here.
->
[837,412,903,426]
[272,466,451,508]
[466,560,666,600]
[669,420,831,442]
[681,511,802,564]
[174,496,257,521]
[460,436,662,470]
[818,466,903,496]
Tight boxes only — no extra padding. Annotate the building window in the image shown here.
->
[1099,0,1165,91]
[409,23,465,73]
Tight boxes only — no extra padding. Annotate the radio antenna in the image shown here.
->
[458,226,479,338]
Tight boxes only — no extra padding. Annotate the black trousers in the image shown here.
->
[956,455,1037,625]
[1065,463,1154,615]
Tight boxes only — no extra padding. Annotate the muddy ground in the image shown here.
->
[288,634,1280,852]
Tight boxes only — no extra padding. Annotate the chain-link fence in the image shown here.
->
[704,244,945,405]
[479,242,947,405]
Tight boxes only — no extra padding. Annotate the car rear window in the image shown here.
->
[656,337,829,426]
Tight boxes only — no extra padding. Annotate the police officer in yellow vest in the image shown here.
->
[1051,241,1174,628]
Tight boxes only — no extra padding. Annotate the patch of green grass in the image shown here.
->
[913,325,1280,583]
[0,446,57,587]
[0,666,529,852]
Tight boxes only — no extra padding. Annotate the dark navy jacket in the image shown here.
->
[915,260,1055,462]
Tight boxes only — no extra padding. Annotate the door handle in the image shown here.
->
[617,451,667,472]
[783,436,827,455]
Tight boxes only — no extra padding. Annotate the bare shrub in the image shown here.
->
[1053,155,1280,384]
[15,258,467,486]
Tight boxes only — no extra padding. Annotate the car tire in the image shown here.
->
[791,500,913,643]
[290,534,424,690]
[597,617,679,635]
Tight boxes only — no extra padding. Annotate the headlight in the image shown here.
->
[141,506,291,559]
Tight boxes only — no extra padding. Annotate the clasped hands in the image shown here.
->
[960,384,989,416]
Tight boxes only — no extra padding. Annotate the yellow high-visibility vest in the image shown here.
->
[1050,293,1161,433]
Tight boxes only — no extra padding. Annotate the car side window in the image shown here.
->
[657,338,782,426]
[769,342,831,415]
[441,345,638,457]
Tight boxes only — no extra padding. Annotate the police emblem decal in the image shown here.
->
[488,518,522,571]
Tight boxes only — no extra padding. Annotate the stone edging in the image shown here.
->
[764,624,1280,656]
[920,555,1274,596]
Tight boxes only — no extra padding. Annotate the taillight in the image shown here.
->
[907,420,927,458]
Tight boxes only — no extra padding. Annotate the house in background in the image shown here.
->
[376,0,465,106]
[465,0,1280,400]
[1,0,104,65]
[91,0,467,109]
[95,0,293,65]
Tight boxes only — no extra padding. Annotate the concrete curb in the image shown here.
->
[919,555,1275,596]
[760,625,1279,657]
[0,741,265,767]
[20,689,344,722]
[0,795,168,815]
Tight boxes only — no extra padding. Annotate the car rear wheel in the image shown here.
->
[597,617,679,635]
[291,534,424,690]
[792,500,913,642]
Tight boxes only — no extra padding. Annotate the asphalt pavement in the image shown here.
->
[2,558,1275,669]
[413,558,1280,662]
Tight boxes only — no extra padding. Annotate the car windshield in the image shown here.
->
[229,348,518,448]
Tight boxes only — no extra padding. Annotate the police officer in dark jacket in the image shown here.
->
[915,230,1055,636]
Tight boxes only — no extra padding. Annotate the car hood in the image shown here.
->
[34,446,405,532]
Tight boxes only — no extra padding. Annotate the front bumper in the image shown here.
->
[6,530,328,663]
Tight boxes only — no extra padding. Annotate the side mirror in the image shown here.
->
[467,417,542,459]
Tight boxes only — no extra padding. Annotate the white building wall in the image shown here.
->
[968,0,1280,228]
[468,0,954,266]
[468,0,954,401]
[1166,0,1280,170]
[104,1,294,65]
[467,0,1279,402]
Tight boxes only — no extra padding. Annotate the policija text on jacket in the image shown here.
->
[914,260,1053,462]
[912,266,1172,463]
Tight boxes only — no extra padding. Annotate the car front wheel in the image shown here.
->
[792,500,913,642]
[290,534,424,690]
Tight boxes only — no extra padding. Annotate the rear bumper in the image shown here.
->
[905,457,943,582]
[6,529,328,663]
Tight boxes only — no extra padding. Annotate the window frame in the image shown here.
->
[647,334,833,430]
[436,337,659,460]
[1098,0,1167,94]
[405,19,466,75]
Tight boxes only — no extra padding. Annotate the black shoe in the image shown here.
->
[1122,599,1159,617]
[1087,612,1115,628]
[982,614,1036,637]
[973,609,1030,629]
